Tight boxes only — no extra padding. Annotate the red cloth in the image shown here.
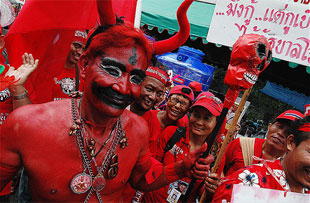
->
[142,110,187,156]
[217,138,266,177]
[212,159,310,202]
[142,110,163,156]
[123,111,187,202]
[143,126,203,203]
[123,110,163,202]
[0,90,12,126]
[112,0,138,24]
[0,182,11,196]
[178,114,190,127]
[0,89,12,195]
[4,0,97,104]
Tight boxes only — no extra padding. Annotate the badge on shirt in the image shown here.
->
[167,188,181,203]
[166,180,189,203]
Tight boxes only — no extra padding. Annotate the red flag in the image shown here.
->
[4,0,98,103]
[4,0,139,103]
[113,0,138,24]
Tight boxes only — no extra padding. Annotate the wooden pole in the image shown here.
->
[199,88,252,203]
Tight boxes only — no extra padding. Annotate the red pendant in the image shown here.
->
[92,173,106,192]
[70,173,92,194]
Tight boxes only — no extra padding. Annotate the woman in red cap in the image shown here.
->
[142,94,223,202]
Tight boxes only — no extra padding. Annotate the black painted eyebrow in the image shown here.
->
[131,69,146,78]
[101,57,127,73]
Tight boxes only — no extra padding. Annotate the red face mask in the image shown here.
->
[82,44,148,118]
[224,34,272,91]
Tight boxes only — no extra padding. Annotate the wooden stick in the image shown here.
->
[199,88,252,203]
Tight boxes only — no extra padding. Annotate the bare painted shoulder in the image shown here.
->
[4,99,72,128]
[122,109,149,137]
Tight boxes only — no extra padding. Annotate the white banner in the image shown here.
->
[231,184,310,202]
[207,0,310,66]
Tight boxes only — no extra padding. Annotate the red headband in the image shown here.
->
[298,123,310,132]
[146,66,169,86]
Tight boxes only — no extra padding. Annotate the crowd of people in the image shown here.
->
[0,1,309,203]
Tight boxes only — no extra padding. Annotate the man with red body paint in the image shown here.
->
[0,23,213,202]
[217,110,305,177]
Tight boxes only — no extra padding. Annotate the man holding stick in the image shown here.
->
[212,116,310,202]
[218,110,305,176]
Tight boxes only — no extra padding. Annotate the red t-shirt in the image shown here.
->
[212,159,310,202]
[142,110,187,156]
[142,110,162,156]
[27,67,84,103]
[217,137,266,177]
[143,126,203,203]
[0,89,12,126]
[51,67,84,101]
[0,89,12,195]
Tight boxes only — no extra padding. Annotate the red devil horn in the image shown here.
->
[96,0,116,25]
[153,0,193,55]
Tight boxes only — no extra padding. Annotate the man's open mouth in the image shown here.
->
[92,82,133,109]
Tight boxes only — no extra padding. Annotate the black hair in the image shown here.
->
[289,116,310,146]
[84,15,125,51]
[193,91,201,99]
[150,55,169,73]
[181,87,192,95]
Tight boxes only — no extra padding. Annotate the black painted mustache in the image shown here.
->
[91,82,133,109]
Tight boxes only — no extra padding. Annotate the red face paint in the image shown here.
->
[224,34,272,91]
[83,44,148,118]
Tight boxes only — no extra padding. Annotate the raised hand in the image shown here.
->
[181,143,214,179]
[6,53,39,86]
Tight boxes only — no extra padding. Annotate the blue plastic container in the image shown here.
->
[157,46,214,91]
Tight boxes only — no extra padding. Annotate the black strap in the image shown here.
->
[75,64,80,91]
[164,127,186,153]
[187,113,191,122]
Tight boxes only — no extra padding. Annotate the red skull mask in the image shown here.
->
[224,34,272,90]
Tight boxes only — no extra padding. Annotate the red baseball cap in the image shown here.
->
[189,81,202,92]
[196,91,215,100]
[191,95,223,116]
[276,110,304,121]
[72,30,87,45]
[168,85,194,103]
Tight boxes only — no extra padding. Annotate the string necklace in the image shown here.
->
[78,98,116,158]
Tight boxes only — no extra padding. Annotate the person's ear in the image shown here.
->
[78,54,88,80]
[286,134,297,152]
[267,123,272,130]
